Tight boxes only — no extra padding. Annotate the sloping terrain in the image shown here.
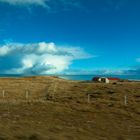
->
[0,76,139,140]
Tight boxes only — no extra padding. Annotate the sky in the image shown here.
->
[0,0,140,75]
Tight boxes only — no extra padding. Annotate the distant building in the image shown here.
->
[107,77,120,83]
[92,77,120,83]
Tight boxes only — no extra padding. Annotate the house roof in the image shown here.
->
[107,77,120,80]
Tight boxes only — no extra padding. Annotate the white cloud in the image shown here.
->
[0,42,91,75]
[0,45,12,56]
[0,0,83,10]
[0,0,47,6]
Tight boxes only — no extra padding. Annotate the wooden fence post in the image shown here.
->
[88,94,90,103]
[2,90,5,98]
[124,95,127,106]
[26,90,29,100]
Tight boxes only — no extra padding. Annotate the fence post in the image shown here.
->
[26,90,29,100]
[124,95,127,106]
[2,90,5,98]
[88,94,90,103]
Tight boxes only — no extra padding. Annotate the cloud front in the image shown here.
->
[0,42,91,75]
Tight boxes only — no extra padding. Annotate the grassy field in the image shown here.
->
[0,76,139,140]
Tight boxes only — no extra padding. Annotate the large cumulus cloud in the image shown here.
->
[0,42,91,75]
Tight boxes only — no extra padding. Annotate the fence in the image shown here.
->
[0,88,130,106]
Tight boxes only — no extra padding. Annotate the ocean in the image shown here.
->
[0,74,140,81]
[59,75,140,81]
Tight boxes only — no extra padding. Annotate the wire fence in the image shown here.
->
[0,79,137,106]
[0,88,132,107]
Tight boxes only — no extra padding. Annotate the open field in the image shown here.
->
[0,76,139,140]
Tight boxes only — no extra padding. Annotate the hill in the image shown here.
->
[0,76,139,140]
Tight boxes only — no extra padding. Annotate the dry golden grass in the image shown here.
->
[0,76,139,140]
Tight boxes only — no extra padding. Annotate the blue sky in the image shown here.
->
[0,0,140,75]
